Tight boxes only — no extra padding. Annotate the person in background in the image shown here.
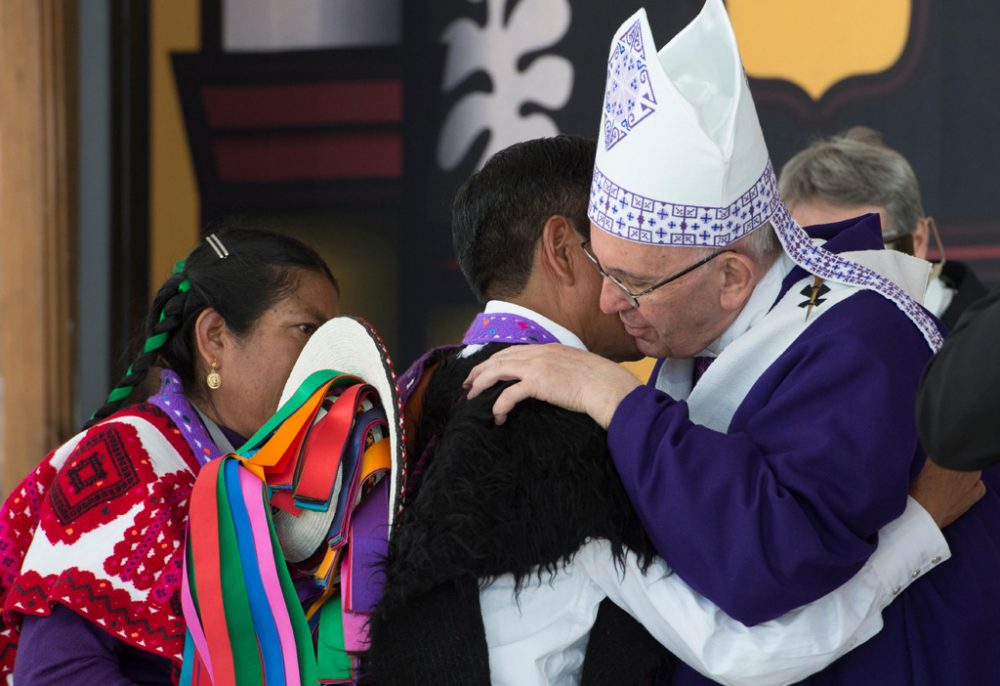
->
[0,229,339,684]
[779,125,987,330]
[918,288,1000,470]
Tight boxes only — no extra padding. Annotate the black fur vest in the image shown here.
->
[366,345,673,684]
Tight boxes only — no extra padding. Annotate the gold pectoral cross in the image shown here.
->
[805,276,825,321]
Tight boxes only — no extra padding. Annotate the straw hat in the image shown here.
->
[271,316,403,563]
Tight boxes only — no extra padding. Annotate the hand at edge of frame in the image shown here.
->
[910,459,986,528]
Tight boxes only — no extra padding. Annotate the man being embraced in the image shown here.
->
[367,136,972,686]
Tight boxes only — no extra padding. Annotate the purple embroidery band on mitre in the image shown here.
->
[603,19,658,151]
[588,160,944,351]
[147,369,224,466]
[463,313,560,347]
[588,161,779,247]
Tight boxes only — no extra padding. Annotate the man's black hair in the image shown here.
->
[452,135,596,303]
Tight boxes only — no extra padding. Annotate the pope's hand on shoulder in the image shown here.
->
[464,344,641,429]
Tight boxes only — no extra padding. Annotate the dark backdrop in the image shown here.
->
[172,0,1000,366]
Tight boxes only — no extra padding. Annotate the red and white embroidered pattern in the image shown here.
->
[41,422,153,545]
[0,458,57,675]
[0,460,56,586]
[104,471,192,594]
[0,407,198,679]
[6,568,185,656]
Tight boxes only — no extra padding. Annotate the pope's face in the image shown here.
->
[590,227,732,359]
[574,239,642,362]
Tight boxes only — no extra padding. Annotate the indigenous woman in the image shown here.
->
[0,229,339,684]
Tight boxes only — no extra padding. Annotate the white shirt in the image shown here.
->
[924,274,956,319]
[472,300,950,686]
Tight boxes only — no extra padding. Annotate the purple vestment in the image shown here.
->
[608,217,1000,685]
[16,605,173,685]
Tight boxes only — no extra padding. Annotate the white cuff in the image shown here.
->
[869,495,951,598]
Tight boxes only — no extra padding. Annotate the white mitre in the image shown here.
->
[591,0,772,247]
[588,0,943,350]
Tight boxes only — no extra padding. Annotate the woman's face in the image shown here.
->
[207,269,340,439]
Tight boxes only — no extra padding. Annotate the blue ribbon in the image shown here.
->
[224,458,286,686]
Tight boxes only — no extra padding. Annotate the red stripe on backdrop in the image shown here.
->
[202,81,403,128]
[212,132,402,181]
[927,245,1000,261]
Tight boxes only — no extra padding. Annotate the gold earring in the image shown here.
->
[206,361,222,390]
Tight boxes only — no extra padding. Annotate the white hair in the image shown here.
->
[778,126,923,240]
[688,222,781,268]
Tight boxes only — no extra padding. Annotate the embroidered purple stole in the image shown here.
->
[147,369,225,467]
[462,312,560,347]
[397,311,560,407]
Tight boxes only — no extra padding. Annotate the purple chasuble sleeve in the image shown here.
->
[13,604,174,685]
[607,291,931,625]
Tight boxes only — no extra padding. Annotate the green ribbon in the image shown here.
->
[316,596,352,680]
[238,369,358,455]
[216,461,265,685]
[106,385,133,403]
[144,333,168,353]
[89,251,192,422]
[266,496,319,684]
[143,278,190,354]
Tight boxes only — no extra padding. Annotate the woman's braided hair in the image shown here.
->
[84,228,336,428]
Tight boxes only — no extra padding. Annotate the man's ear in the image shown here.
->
[538,215,578,286]
[717,252,757,312]
[912,217,930,260]
[193,308,229,373]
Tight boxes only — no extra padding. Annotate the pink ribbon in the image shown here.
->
[180,534,214,683]
[239,466,301,685]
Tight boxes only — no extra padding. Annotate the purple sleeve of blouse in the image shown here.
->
[13,604,174,685]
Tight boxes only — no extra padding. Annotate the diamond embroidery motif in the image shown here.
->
[44,426,147,542]
[603,19,657,151]
[588,163,778,247]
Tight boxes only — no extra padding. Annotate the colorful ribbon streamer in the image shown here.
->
[180,370,395,685]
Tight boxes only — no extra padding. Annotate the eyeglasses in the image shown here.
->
[884,216,947,268]
[883,233,915,254]
[580,240,733,308]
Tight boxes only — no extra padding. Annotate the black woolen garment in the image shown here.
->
[364,345,673,684]
[918,287,1000,470]
[937,260,988,331]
